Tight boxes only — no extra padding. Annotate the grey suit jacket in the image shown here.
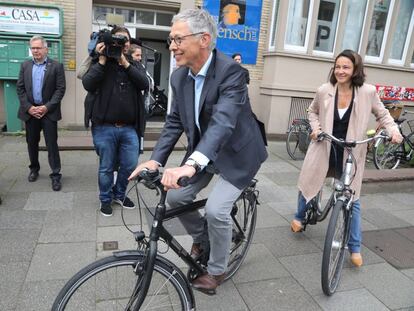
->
[17,58,66,122]
[151,49,267,189]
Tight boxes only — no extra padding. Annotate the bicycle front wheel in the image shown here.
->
[373,137,402,169]
[225,191,257,280]
[52,254,194,311]
[286,125,309,160]
[321,200,348,296]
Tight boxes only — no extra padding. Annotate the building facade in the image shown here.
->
[1,0,413,136]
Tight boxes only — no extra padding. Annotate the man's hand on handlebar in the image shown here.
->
[161,165,196,190]
[128,160,160,181]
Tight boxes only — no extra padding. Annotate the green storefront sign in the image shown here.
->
[0,2,63,132]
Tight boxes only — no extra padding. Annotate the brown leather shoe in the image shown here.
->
[191,273,225,295]
[290,219,303,232]
[350,253,363,267]
[190,243,202,259]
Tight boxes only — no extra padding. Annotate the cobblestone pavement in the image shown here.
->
[1,134,414,310]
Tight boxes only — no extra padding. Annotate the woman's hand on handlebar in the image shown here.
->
[162,165,196,190]
[390,131,403,144]
[310,128,322,140]
[128,160,160,181]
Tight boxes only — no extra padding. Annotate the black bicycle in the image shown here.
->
[286,118,312,160]
[52,170,259,310]
[299,132,388,296]
[373,110,414,169]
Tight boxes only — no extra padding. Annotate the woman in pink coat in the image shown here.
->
[290,50,402,267]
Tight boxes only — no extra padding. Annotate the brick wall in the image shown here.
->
[10,0,76,70]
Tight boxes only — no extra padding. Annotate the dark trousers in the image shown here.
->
[25,117,61,178]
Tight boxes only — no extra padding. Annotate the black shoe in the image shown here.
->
[100,202,113,217]
[113,197,135,209]
[28,170,39,182]
[51,178,62,191]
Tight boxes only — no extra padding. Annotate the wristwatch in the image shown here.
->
[185,158,201,173]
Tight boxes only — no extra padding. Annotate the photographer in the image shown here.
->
[82,26,149,217]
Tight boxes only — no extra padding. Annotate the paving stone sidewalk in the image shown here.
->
[1,134,414,310]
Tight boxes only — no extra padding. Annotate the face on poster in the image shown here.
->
[204,0,263,64]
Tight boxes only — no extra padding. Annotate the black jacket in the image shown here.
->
[82,56,149,137]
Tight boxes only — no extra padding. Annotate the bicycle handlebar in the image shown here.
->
[317,132,390,147]
[137,169,191,190]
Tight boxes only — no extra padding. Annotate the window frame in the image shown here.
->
[365,0,396,64]
[284,0,315,53]
[268,0,280,51]
[388,5,414,66]
[340,0,369,53]
[312,0,343,58]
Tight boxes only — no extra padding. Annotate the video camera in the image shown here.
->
[88,27,128,60]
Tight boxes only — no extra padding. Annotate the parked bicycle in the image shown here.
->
[299,131,388,296]
[286,118,312,160]
[146,86,168,118]
[52,169,259,310]
[373,109,414,169]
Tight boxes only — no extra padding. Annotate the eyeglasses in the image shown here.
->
[30,47,45,50]
[167,32,204,46]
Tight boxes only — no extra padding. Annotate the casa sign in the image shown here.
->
[0,4,60,35]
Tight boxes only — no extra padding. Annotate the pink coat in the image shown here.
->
[298,83,399,202]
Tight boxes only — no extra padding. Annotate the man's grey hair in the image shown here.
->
[30,35,48,48]
[172,9,217,50]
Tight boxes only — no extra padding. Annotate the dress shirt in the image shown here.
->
[32,58,47,105]
[186,52,213,168]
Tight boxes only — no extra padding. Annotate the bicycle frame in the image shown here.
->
[132,171,256,308]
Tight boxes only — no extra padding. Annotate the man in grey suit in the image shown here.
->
[17,35,66,191]
[129,9,267,294]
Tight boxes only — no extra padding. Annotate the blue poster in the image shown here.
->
[203,0,263,64]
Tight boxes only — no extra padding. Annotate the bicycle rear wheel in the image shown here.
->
[52,254,194,311]
[321,200,348,296]
[373,137,402,169]
[225,190,257,280]
[286,124,309,160]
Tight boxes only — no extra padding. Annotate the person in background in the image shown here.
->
[129,44,143,62]
[129,9,267,294]
[231,52,249,84]
[291,49,402,267]
[17,35,66,191]
[82,26,148,217]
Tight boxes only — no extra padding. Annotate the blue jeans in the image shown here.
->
[92,125,139,204]
[295,192,361,253]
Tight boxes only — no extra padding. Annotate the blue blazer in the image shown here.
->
[151,49,267,189]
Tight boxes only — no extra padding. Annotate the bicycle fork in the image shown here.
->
[128,201,166,310]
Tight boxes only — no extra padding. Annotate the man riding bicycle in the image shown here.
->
[129,8,267,294]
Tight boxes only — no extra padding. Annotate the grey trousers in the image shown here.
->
[167,173,243,275]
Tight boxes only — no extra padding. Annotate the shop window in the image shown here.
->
[93,6,113,22]
[136,10,155,25]
[156,13,174,27]
[366,0,393,61]
[341,0,367,52]
[285,0,313,52]
[313,0,341,54]
[115,8,134,24]
[389,1,414,64]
